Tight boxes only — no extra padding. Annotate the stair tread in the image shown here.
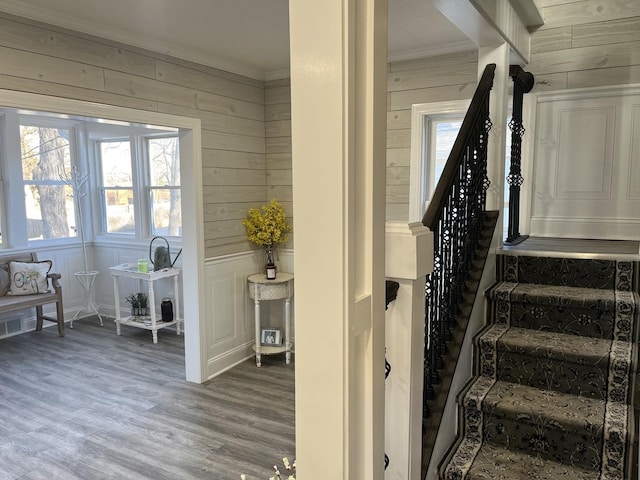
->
[484,380,605,429]
[487,282,623,310]
[464,443,600,480]
[496,326,612,362]
[480,324,613,363]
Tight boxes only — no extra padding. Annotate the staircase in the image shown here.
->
[439,253,639,479]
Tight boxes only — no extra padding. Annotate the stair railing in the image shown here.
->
[421,63,495,417]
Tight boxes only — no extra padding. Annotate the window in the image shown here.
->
[97,134,181,238]
[147,137,181,236]
[410,100,513,224]
[98,140,135,234]
[409,100,470,222]
[20,122,77,241]
[426,116,464,198]
[0,109,181,247]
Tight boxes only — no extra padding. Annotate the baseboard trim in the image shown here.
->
[206,341,255,380]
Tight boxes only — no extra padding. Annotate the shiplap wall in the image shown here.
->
[8,1,637,240]
[386,50,479,221]
[0,12,266,259]
[258,53,480,223]
[265,78,294,246]
[530,0,640,91]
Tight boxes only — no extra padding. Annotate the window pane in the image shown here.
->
[100,141,132,186]
[148,136,181,237]
[24,184,76,240]
[148,137,180,186]
[150,188,182,236]
[20,124,76,241]
[433,120,463,185]
[103,188,135,234]
[20,125,71,180]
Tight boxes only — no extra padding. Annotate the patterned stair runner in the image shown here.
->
[440,255,639,480]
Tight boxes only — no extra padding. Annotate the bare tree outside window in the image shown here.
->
[148,137,181,236]
[99,140,135,234]
[20,125,75,240]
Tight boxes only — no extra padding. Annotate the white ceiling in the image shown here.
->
[0,0,474,80]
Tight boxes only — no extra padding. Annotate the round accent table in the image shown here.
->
[247,272,293,367]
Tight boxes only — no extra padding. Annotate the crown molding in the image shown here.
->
[264,68,291,81]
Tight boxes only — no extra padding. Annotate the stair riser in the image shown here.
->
[508,301,615,339]
[494,350,608,399]
[486,285,638,343]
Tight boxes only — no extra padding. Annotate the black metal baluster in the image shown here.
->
[421,64,496,442]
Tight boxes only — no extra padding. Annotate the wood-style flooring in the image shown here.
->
[0,319,295,480]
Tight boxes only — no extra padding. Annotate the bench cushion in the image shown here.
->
[8,260,52,295]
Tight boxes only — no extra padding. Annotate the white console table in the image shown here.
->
[109,263,181,344]
[247,272,293,367]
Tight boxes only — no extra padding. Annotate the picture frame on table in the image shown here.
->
[261,327,282,346]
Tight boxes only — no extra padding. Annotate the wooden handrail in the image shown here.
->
[422,63,496,229]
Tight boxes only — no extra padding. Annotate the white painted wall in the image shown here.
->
[527,85,640,240]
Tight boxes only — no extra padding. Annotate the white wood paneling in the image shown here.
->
[629,106,640,200]
[555,107,614,199]
[529,86,640,240]
[204,253,255,377]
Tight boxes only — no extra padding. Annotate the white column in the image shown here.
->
[289,0,388,478]
[384,222,434,480]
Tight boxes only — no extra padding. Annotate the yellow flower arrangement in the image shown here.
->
[242,199,292,247]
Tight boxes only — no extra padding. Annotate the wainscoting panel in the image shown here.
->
[555,107,613,199]
[529,86,640,240]
[629,105,640,200]
[207,272,238,345]
[204,251,264,379]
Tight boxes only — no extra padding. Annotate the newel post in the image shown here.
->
[384,222,434,480]
[505,65,534,245]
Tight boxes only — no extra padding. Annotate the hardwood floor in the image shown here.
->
[0,319,295,480]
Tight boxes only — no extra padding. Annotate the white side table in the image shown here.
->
[109,263,182,344]
[247,272,293,367]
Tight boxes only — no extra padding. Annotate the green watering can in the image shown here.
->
[149,236,182,271]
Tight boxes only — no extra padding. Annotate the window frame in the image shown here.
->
[13,114,83,247]
[409,100,470,222]
[96,136,138,237]
[94,131,181,240]
[144,135,181,238]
